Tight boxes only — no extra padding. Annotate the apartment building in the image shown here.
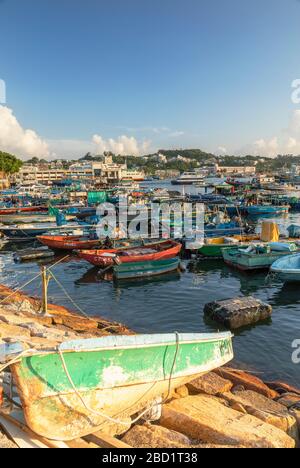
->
[13,156,145,185]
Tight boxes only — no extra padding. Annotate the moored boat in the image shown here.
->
[242,205,290,217]
[222,243,300,271]
[78,240,182,268]
[113,258,181,280]
[4,332,233,440]
[0,223,93,241]
[271,253,300,282]
[37,234,101,251]
[198,234,259,257]
[0,206,47,215]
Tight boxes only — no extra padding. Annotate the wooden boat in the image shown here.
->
[198,234,259,257]
[242,205,290,217]
[0,206,47,215]
[37,235,101,251]
[0,223,92,241]
[3,332,233,440]
[13,248,55,262]
[78,240,182,268]
[222,243,300,271]
[271,253,300,282]
[0,214,75,225]
[113,258,180,280]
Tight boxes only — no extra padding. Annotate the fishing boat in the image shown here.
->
[78,240,182,268]
[222,243,300,271]
[37,234,101,251]
[270,253,300,282]
[113,258,181,280]
[0,206,47,215]
[0,223,92,241]
[0,213,76,225]
[242,205,290,217]
[198,234,260,258]
[3,332,233,440]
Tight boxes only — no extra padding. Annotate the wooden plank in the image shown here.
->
[0,415,48,448]
[84,431,132,449]
[0,411,69,448]
[67,438,99,449]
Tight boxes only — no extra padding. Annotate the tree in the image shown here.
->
[0,151,23,174]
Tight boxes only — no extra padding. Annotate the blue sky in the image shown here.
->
[1,0,300,159]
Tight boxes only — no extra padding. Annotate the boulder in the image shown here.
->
[221,390,298,440]
[204,296,272,329]
[187,371,233,396]
[214,368,278,399]
[122,423,192,448]
[277,394,300,432]
[265,381,300,396]
[160,395,295,448]
[171,385,189,400]
[276,393,300,409]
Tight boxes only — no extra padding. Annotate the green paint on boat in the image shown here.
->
[11,333,233,440]
[15,333,233,396]
[199,243,250,257]
[223,246,300,271]
[113,258,180,280]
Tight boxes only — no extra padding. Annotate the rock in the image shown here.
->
[122,423,192,448]
[277,394,300,432]
[160,395,295,448]
[214,368,278,399]
[0,429,17,449]
[187,372,233,396]
[277,393,300,409]
[265,381,300,396]
[55,315,99,332]
[204,296,272,329]
[175,385,189,398]
[221,390,298,440]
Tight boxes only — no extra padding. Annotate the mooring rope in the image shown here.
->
[0,255,70,305]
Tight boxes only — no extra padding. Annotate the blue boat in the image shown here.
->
[271,253,300,282]
[0,222,93,241]
[242,205,289,217]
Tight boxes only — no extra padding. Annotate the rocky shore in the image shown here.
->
[0,284,299,449]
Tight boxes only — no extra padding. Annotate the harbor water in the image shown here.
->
[1,182,300,387]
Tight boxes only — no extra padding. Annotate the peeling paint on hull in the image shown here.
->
[11,333,233,440]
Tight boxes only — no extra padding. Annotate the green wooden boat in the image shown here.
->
[113,258,180,280]
[3,333,233,440]
[198,234,259,258]
[222,244,300,271]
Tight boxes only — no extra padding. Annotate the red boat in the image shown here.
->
[77,240,182,267]
[37,235,101,251]
[0,206,47,215]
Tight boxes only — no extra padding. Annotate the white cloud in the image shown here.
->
[92,134,150,156]
[169,131,185,138]
[238,110,300,157]
[0,105,49,158]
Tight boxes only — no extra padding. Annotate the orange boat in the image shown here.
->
[37,235,101,251]
[78,240,182,267]
[0,206,47,215]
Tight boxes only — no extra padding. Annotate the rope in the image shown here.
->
[49,272,92,321]
[0,255,70,305]
[0,348,35,374]
[57,332,180,426]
